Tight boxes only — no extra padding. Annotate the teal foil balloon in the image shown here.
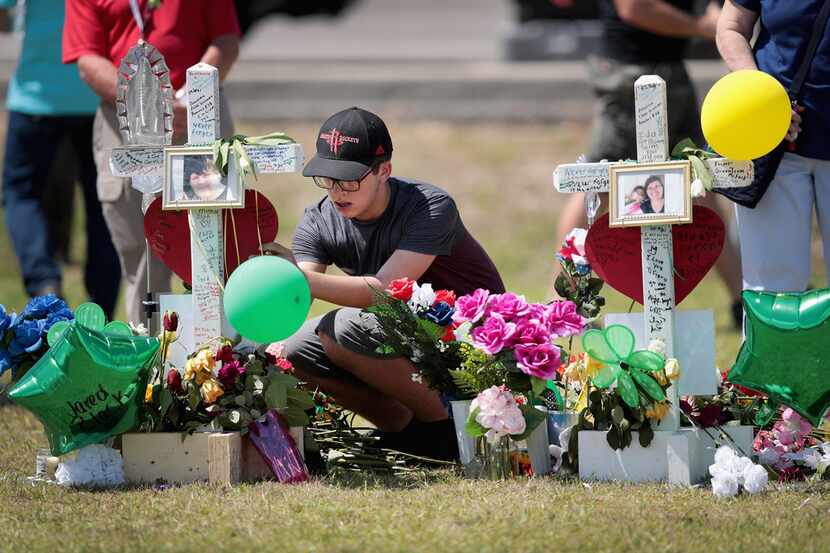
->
[8,323,159,456]
[729,289,830,426]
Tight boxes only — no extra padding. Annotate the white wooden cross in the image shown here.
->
[109,63,303,347]
[553,75,753,431]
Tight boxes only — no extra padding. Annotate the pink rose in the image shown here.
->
[471,313,517,355]
[514,343,561,380]
[485,292,531,322]
[545,300,586,338]
[510,319,550,347]
[453,288,491,324]
[217,360,246,390]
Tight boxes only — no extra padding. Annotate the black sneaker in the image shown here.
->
[375,418,459,462]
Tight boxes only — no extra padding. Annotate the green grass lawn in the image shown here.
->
[1,116,829,552]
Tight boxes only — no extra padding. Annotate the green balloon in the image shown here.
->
[730,289,830,426]
[75,302,106,330]
[7,323,159,456]
[223,256,311,343]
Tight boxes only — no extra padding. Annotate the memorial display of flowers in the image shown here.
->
[554,228,605,319]
[139,311,314,434]
[0,294,74,382]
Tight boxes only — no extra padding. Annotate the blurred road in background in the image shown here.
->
[0,0,728,121]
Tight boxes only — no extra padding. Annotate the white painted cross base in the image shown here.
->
[578,426,754,485]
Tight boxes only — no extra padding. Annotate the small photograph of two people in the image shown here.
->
[164,148,243,210]
[611,162,691,227]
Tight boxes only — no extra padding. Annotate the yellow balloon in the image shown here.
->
[701,70,791,161]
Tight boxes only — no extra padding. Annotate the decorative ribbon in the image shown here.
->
[671,138,717,197]
[212,132,296,180]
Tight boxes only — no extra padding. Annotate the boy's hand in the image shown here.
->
[261,242,298,266]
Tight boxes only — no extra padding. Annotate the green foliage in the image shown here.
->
[365,291,462,395]
[554,261,605,319]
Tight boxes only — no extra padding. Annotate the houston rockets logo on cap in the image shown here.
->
[319,128,360,155]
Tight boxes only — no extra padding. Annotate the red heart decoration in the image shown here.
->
[144,189,278,286]
[584,205,725,305]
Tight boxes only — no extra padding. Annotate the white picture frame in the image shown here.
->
[162,146,244,210]
[609,160,692,228]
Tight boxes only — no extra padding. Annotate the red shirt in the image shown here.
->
[62,0,240,90]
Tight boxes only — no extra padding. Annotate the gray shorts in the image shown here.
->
[283,307,399,379]
[586,56,702,162]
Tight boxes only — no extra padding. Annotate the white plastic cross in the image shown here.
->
[553,75,752,430]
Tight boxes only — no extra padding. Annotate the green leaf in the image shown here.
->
[465,407,487,438]
[555,273,575,298]
[631,369,667,402]
[159,388,174,419]
[287,388,315,410]
[606,428,621,450]
[187,382,201,410]
[611,405,625,425]
[417,318,444,341]
[449,369,481,398]
[263,382,288,409]
[587,277,604,295]
[375,344,396,355]
[269,372,299,389]
[278,407,309,427]
[530,377,547,397]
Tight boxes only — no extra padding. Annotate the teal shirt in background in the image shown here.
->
[1,0,99,115]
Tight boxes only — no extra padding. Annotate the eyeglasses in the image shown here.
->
[312,164,376,193]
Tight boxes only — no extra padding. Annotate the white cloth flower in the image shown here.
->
[647,338,666,356]
[742,463,768,494]
[408,282,436,313]
[712,474,739,498]
[709,446,767,497]
[129,322,149,337]
[410,372,424,384]
[565,228,588,256]
[55,444,125,488]
[558,425,574,453]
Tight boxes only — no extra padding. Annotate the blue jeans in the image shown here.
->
[2,111,120,318]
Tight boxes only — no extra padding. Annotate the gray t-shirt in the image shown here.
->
[292,177,505,296]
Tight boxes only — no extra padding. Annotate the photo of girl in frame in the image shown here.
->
[163,147,244,210]
[610,161,691,228]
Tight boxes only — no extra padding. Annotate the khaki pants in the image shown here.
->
[91,96,234,326]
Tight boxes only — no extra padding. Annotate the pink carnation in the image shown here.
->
[470,385,526,443]
[513,342,561,380]
[453,288,491,324]
[774,408,812,447]
[510,319,550,347]
[485,292,531,322]
[545,300,586,338]
[471,313,517,355]
[265,342,286,359]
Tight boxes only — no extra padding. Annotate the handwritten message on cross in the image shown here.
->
[553,75,752,431]
[109,60,303,346]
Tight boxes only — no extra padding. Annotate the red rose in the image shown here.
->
[433,289,456,307]
[166,369,183,393]
[387,278,415,301]
[441,324,456,342]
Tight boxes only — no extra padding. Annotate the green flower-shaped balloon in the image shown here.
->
[581,324,666,408]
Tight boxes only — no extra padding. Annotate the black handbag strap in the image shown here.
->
[790,0,830,97]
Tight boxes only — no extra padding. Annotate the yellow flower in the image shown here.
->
[184,349,215,385]
[654,370,669,387]
[664,358,681,381]
[645,401,670,421]
[144,383,154,404]
[582,352,604,378]
[200,378,224,405]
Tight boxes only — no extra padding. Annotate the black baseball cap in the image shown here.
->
[302,107,393,180]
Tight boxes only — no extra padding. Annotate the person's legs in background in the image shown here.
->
[2,111,63,297]
[70,115,121,320]
[810,156,830,284]
[736,153,814,293]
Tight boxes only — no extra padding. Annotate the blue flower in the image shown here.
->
[44,307,74,334]
[0,304,15,334]
[0,348,11,376]
[574,262,592,276]
[424,302,455,326]
[22,294,68,319]
[8,319,45,357]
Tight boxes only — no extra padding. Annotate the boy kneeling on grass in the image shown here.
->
[267,107,505,461]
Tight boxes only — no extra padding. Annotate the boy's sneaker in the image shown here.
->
[375,418,459,462]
